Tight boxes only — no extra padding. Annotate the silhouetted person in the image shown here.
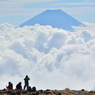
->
[16,82,22,90]
[6,82,13,90]
[27,86,36,92]
[31,86,36,92]
[24,75,30,90]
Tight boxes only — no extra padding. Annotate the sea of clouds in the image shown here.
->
[0,22,95,90]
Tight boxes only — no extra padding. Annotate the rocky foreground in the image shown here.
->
[0,88,95,95]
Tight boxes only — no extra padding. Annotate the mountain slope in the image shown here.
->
[19,9,85,31]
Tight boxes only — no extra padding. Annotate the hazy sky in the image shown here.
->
[0,0,95,26]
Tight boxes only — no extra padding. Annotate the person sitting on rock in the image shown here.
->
[31,86,36,92]
[27,86,36,92]
[6,82,13,90]
[16,82,22,90]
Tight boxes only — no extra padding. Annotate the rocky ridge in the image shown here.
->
[0,88,95,95]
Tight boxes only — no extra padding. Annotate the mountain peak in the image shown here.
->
[19,9,85,31]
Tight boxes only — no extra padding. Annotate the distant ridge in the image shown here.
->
[19,9,85,31]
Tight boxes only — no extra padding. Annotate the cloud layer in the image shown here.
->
[0,23,95,90]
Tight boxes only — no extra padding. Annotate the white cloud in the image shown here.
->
[61,7,95,15]
[0,0,57,5]
[52,2,95,6]
[0,0,95,18]
[0,23,95,90]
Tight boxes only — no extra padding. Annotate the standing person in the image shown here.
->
[6,82,13,90]
[24,75,30,90]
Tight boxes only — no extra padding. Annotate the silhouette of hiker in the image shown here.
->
[16,82,22,90]
[24,75,30,90]
[6,82,13,90]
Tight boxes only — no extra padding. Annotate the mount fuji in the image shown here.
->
[19,9,85,31]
